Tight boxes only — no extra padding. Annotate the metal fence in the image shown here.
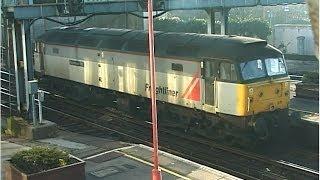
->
[1,68,18,115]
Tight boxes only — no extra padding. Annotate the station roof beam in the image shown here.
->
[5,0,306,20]
[6,1,140,20]
[162,0,305,10]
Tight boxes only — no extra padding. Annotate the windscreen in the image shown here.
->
[240,59,266,80]
[240,58,287,81]
[265,58,286,76]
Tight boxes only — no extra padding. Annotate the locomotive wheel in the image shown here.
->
[272,113,290,134]
[253,117,270,140]
[289,111,301,127]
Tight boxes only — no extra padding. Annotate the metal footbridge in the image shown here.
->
[3,0,305,19]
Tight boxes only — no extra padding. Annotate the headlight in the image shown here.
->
[285,91,289,96]
[248,88,254,96]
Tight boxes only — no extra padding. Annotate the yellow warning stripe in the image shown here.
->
[122,153,191,180]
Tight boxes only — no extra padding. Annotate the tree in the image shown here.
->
[228,17,271,39]
[154,17,271,40]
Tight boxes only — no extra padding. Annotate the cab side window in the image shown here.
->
[219,62,237,81]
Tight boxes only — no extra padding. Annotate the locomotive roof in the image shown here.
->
[37,27,282,62]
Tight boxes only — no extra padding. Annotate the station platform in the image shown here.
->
[1,130,239,180]
[289,97,319,124]
[288,80,319,124]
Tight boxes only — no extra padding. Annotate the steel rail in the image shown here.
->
[39,100,257,179]
[39,94,319,180]
[41,105,151,145]
[289,107,319,115]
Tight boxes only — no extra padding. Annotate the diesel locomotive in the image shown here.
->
[34,27,290,140]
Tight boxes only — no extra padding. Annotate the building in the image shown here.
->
[273,24,315,55]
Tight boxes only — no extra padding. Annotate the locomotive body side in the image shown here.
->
[35,43,290,117]
[35,44,204,110]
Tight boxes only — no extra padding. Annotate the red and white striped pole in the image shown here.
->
[147,0,162,179]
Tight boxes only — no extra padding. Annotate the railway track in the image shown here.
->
[38,93,319,180]
[289,108,319,126]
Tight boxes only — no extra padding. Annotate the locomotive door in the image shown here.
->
[39,43,45,74]
[110,57,118,91]
[97,62,106,88]
[204,60,217,106]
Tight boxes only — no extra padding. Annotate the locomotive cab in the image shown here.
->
[238,57,289,116]
[204,56,290,138]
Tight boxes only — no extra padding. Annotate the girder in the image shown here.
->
[3,0,305,20]
[6,1,140,20]
[164,0,305,10]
